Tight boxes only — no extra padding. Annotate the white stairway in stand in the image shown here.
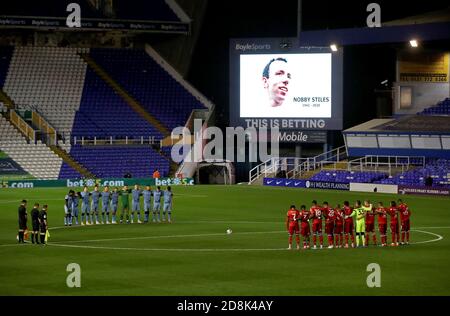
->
[0,116,63,179]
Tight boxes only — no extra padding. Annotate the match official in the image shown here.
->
[39,205,48,245]
[31,203,40,244]
[18,200,27,243]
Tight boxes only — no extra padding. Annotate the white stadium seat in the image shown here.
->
[0,116,63,179]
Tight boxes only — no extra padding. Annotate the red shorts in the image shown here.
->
[325,222,335,235]
[301,223,310,237]
[288,224,300,235]
[401,220,410,232]
[312,221,322,234]
[390,222,399,234]
[344,221,354,234]
[378,223,387,235]
[334,224,343,234]
[365,222,375,233]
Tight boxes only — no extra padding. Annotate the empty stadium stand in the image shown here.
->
[71,67,164,139]
[0,43,211,179]
[309,170,388,184]
[0,115,81,179]
[343,117,450,159]
[3,46,88,135]
[376,159,450,188]
[0,47,13,87]
[88,48,207,131]
[417,98,450,115]
[60,145,170,178]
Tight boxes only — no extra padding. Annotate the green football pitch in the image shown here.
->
[0,185,449,296]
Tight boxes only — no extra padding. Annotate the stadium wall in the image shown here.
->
[394,51,450,115]
[346,148,450,159]
[349,183,398,194]
[394,81,450,115]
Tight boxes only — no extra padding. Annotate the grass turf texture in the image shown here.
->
[0,185,449,295]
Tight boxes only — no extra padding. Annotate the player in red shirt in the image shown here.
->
[375,202,388,246]
[397,199,408,211]
[388,201,400,246]
[364,200,377,247]
[334,204,344,248]
[342,201,355,248]
[310,200,324,249]
[299,205,311,249]
[286,205,301,250]
[398,199,411,245]
[322,202,336,249]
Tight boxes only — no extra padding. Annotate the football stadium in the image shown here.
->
[1,0,450,302]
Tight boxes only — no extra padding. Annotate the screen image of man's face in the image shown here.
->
[262,59,291,107]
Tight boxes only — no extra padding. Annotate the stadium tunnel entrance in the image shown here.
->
[196,161,235,184]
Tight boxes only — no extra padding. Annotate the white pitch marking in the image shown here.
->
[0,228,445,250]
[413,226,450,229]
[48,220,280,230]
[46,229,443,252]
[48,244,287,252]
[50,230,285,244]
[0,198,63,204]
[409,229,443,245]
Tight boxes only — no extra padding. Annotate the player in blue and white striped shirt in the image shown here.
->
[153,186,162,223]
[142,185,152,223]
[163,186,173,223]
[131,184,142,224]
[91,185,101,225]
[80,186,91,225]
[110,187,119,224]
[71,191,80,225]
[101,186,111,224]
[64,190,74,226]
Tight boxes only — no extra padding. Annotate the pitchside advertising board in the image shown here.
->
[229,38,343,142]
[1,177,194,189]
[264,178,450,196]
[263,178,350,190]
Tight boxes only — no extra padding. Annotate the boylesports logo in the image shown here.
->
[235,43,271,52]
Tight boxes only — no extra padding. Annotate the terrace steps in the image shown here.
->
[49,145,96,179]
[79,53,170,137]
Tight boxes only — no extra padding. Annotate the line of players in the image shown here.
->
[286,199,412,250]
[64,184,174,226]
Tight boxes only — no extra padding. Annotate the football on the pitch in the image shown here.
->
[226,229,232,235]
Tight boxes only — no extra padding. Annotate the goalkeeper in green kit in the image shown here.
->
[345,200,372,248]
[119,185,132,224]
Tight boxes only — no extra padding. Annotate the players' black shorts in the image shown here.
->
[32,221,40,232]
[19,219,27,230]
[40,224,47,233]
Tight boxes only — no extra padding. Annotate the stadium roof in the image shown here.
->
[383,7,450,26]
[0,0,189,22]
[344,116,450,133]
[298,8,450,46]
[0,0,190,34]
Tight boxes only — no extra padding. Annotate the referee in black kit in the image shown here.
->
[31,203,40,244]
[39,205,48,245]
[18,200,27,243]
